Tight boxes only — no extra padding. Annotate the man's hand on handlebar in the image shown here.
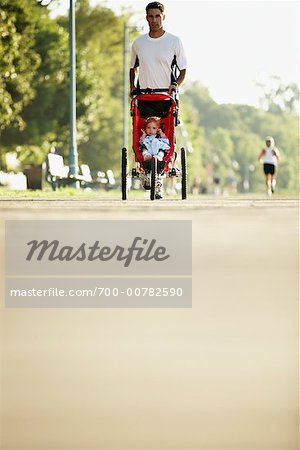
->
[130,87,138,97]
[168,82,178,95]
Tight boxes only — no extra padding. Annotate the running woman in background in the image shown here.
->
[258,136,280,196]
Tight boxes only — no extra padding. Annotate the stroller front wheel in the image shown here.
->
[181,147,187,200]
[121,147,127,200]
[150,157,157,200]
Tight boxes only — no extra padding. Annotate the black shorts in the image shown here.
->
[263,163,275,175]
[138,99,172,119]
[142,159,165,174]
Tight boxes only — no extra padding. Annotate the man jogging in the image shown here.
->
[129,2,187,199]
[130,2,187,97]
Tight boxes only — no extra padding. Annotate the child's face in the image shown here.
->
[145,121,159,136]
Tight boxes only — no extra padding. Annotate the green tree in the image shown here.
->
[257,76,300,115]
[0,0,41,131]
[179,101,205,184]
[58,0,128,172]
[181,80,299,194]
[1,0,106,168]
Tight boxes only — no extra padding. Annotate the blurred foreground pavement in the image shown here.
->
[0,198,299,450]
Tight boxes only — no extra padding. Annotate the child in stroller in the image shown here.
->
[140,116,170,162]
[121,89,187,201]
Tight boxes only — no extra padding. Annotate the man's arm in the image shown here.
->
[176,69,186,87]
[169,35,187,93]
[129,67,138,94]
[168,69,186,94]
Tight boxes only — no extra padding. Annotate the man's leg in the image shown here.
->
[266,174,272,196]
[155,160,165,200]
[155,175,164,199]
[141,160,151,190]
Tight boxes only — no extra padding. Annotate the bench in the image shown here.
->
[44,153,93,191]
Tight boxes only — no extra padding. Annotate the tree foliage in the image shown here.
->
[0,1,298,195]
[1,0,127,170]
[257,76,299,115]
[181,81,299,194]
[0,0,41,131]
[64,0,127,171]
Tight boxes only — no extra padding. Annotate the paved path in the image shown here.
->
[0,197,298,215]
[0,197,298,449]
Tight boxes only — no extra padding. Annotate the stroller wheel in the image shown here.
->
[181,147,187,200]
[121,147,127,200]
[150,157,157,200]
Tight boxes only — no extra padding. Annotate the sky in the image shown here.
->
[51,0,299,107]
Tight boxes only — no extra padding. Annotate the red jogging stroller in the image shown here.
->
[121,89,187,200]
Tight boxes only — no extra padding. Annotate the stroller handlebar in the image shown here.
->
[131,88,177,96]
[135,88,169,93]
[131,89,178,104]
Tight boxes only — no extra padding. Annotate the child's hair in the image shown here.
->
[144,116,161,129]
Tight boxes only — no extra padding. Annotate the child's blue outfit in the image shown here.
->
[140,135,170,161]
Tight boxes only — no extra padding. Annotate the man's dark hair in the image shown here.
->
[146,2,165,14]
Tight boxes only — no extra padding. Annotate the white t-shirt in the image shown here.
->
[263,147,278,165]
[130,31,187,89]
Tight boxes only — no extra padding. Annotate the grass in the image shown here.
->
[0,186,147,200]
[0,186,116,199]
[0,186,297,200]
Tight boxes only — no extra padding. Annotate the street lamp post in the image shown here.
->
[69,0,79,186]
[123,22,143,150]
[123,22,129,150]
